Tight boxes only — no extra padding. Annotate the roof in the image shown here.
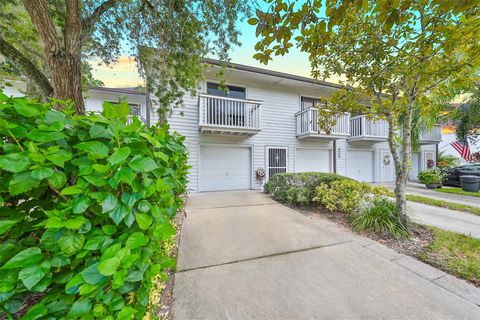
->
[204,58,343,90]
[89,86,146,96]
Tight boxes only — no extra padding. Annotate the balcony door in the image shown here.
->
[206,82,246,126]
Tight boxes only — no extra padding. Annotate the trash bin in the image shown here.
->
[460,175,480,192]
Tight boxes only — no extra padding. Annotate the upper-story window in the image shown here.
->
[207,82,246,99]
[107,101,141,115]
[301,96,324,110]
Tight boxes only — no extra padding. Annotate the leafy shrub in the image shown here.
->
[418,168,445,185]
[264,172,351,205]
[351,198,409,238]
[314,179,390,214]
[0,93,188,319]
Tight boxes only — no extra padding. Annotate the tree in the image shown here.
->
[0,0,250,114]
[249,0,480,217]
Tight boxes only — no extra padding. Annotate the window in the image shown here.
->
[301,96,324,110]
[107,101,141,116]
[207,82,246,99]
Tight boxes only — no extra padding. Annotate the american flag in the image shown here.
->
[451,140,473,161]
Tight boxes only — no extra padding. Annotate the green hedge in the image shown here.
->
[264,172,351,205]
[0,93,188,319]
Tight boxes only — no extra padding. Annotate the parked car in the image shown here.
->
[443,164,480,187]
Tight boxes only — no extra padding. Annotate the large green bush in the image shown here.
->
[0,93,188,319]
[264,172,351,205]
[314,179,389,214]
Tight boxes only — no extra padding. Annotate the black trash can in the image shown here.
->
[460,175,480,192]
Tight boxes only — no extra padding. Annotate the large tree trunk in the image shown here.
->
[21,0,85,114]
[48,52,84,114]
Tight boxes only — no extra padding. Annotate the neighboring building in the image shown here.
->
[157,59,442,192]
[3,82,149,125]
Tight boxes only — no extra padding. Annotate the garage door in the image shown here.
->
[295,148,331,173]
[347,150,374,182]
[199,146,251,192]
[409,152,420,181]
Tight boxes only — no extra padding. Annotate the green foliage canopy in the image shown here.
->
[0,93,188,318]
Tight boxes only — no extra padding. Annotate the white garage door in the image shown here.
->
[295,148,331,173]
[409,152,420,181]
[347,150,374,182]
[199,146,251,192]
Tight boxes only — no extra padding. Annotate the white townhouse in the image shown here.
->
[2,61,441,193]
[153,59,442,193]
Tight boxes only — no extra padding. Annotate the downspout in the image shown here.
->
[435,143,439,166]
[333,140,337,174]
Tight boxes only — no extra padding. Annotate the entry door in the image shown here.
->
[409,152,420,180]
[199,146,251,192]
[267,147,288,180]
[380,150,394,182]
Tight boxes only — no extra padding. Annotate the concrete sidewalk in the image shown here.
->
[173,191,480,319]
[374,182,480,238]
[377,181,480,208]
[407,201,480,239]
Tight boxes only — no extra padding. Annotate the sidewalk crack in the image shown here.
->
[177,240,352,273]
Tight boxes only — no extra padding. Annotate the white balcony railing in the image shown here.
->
[126,114,147,125]
[350,115,389,140]
[296,108,350,138]
[419,124,442,143]
[198,93,261,135]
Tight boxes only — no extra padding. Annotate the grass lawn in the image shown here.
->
[419,227,480,286]
[406,194,480,217]
[434,187,480,198]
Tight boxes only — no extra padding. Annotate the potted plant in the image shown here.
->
[418,168,445,189]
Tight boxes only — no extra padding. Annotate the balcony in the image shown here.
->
[296,108,350,139]
[419,125,442,144]
[349,115,389,141]
[198,93,261,136]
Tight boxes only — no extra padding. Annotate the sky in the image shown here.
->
[90,17,316,88]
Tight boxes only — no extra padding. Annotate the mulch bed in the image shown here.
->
[155,208,187,319]
[296,204,435,259]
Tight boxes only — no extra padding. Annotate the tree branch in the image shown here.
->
[81,0,117,42]
[0,36,53,97]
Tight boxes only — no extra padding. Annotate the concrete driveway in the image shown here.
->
[173,191,480,319]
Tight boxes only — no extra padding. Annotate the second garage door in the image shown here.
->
[347,150,374,182]
[199,146,251,192]
[295,148,331,173]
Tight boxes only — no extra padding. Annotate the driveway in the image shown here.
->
[173,191,480,319]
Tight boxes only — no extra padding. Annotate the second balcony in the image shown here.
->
[296,108,351,140]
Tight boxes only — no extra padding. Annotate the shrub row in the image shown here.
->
[0,93,188,319]
[264,172,408,238]
[263,172,352,205]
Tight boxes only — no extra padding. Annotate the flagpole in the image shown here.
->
[438,141,454,150]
